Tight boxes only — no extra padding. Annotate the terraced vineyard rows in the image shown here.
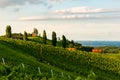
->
[0,37,120,80]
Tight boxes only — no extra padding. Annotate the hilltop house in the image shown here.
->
[92,49,102,53]
[67,48,76,51]
[32,33,37,37]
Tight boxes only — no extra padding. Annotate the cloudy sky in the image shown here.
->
[0,0,120,41]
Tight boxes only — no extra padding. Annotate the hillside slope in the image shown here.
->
[0,40,76,80]
[0,37,120,80]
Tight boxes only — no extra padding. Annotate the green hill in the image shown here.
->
[28,36,62,47]
[0,38,76,80]
[0,37,120,80]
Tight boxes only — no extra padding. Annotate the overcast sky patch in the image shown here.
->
[53,6,120,14]
[0,0,70,8]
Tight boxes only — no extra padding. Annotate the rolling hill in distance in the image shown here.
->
[77,41,120,47]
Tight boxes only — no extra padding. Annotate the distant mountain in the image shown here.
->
[77,41,120,47]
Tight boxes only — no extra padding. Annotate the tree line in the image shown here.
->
[5,25,95,52]
[5,25,73,49]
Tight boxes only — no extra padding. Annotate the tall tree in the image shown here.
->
[23,31,27,41]
[62,35,67,48]
[52,31,57,46]
[69,40,75,48]
[33,28,38,35]
[42,30,47,44]
[74,43,82,50]
[6,25,12,38]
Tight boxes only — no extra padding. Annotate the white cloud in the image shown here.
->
[54,6,120,14]
[19,16,47,21]
[18,6,120,21]
[18,15,91,21]
[18,14,120,21]
[0,0,69,8]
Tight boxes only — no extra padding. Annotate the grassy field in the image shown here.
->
[104,53,120,60]
[0,40,77,80]
[0,37,120,80]
[28,36,62,47]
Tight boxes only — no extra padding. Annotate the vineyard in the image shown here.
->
[0,37,120,80]
[0,38,77,80]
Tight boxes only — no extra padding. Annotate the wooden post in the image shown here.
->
[38,67,41,74]
[21,63,25,68]
[61,72,64,77]
[2,58,5,65]
[51,69,54,77]
[40,45,43,61]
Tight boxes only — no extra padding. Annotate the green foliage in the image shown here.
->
[107,54,120,60]
[23,31,27,41]
[0,37,120,80]
[68,40,74,48]
[52,31,57,46]
[12,33,23,36]
[74,43,82,50]
[0,64,74,80]
[12,33,23,40]
[42,30,47,44]
[97,46,120,53]
[6,25,12,38]
[33,28,38,35]
[75,71,96,80]
[66,40,82,50]
[80,46,94,52]
[87,71,96,80]
[0,38,76,79]
[62,35,67,48]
